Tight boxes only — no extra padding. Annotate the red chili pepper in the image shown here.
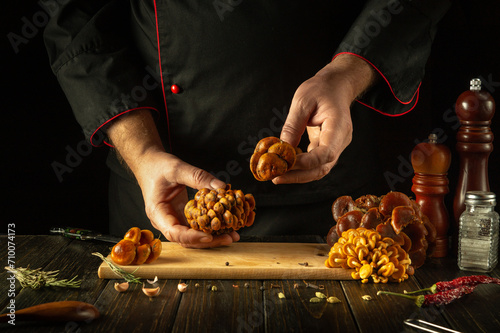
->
[404,275,500,295]
[378,285,476,307]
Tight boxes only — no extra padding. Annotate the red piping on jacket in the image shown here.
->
[90,107,159,147]
[332,52,420,117]
[153,0,173,152]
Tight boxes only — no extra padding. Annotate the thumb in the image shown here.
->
[174,160,226,190]
[280,89,314,147]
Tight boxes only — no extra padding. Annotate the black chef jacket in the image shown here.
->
[44,0,450,237]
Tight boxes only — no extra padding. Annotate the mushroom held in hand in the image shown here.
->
[184,184,256,235]
[249,137,301,181]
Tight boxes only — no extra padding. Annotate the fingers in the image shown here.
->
[280,85,316,147]
[169,157,226,191]
[165,225,238,248]
[165,226,240,249]
[151,197,240,248]
[273,147,337,184]
[275,118,349,184]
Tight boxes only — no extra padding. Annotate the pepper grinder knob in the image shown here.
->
[411,133,452,257]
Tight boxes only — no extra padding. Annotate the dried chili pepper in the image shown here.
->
[377,285,475,307]
[404,275,500,295]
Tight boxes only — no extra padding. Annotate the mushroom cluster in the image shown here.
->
[325,228,412,283]
[249,137,301,181]
[184,185,256,235]
[327,192,436,269]
[110,227,162,266]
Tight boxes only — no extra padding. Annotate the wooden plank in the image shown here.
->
[343,277,450,333]
[413,257,500,333]
[97,242,354,280]
[264,280,359,333]
[0,235,71,310]
[172,280,265,333]
[0,237,110,333]
[89,279,182,332]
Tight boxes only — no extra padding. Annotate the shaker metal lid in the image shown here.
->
[465,191,496,204]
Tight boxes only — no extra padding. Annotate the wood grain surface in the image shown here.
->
[97,242,354,280]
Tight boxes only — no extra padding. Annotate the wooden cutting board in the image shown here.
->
[98,242,353,280]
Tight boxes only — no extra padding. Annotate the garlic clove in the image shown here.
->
[114,281,129,292]
[142,283,161,297]
[177,283,188,293]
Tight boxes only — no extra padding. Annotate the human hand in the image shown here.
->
[107,109,238,248]
[135,150,240,248]
[275,54,376,184]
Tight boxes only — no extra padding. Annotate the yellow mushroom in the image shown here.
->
[359,264,373,280]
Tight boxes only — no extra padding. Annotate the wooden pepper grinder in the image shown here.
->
[453,78,496,251]
[411,133,452,257]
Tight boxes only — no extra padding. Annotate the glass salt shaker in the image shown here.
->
[457,191,499,272]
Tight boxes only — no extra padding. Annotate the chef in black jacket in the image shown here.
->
[44,0,450,247]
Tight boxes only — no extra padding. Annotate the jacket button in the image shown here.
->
[170,84,181,94]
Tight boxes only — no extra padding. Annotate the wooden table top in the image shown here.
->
[1,235,499,332]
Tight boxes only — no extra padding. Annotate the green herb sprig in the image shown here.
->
[5,266,81,289]
[92,252,142,283]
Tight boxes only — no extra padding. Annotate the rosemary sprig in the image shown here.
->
[92,252,142,283]
[5,266,81,289]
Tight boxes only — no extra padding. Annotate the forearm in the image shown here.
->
[106,109,165,179]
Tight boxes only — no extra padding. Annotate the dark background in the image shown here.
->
[2,1,499,236]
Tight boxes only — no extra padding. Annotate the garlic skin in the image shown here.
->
[177,283,188,293]
[114,282,129,292]
[147,276,158,284]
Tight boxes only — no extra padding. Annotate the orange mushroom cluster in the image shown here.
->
[327,192,436,270]
[184,184,256,235]
[326,228,412,283]
[110,227,162,266]
[249,137,301,181]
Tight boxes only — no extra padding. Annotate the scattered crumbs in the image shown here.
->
[225,261,230,266]
[244,282,250,288]
[259,286,265,291]
[315,292,327,299]
[195,283,200,288]
[298,262,309,267]
[211,285,218,292]
[327,296,341,304]
[304,282,319,289]
[293,283,300,289]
